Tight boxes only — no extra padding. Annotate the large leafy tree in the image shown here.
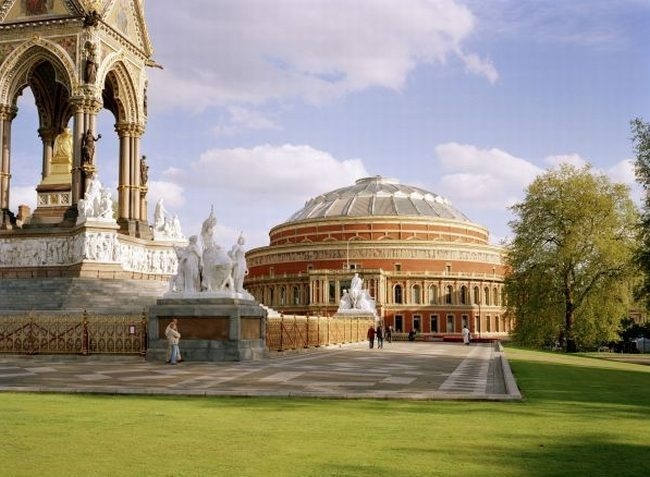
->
[505,164,638,351]
[632,118,650,308]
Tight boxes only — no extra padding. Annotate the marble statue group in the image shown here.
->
[77,175,114,223]
[337,272,377,314]
[168,207,251,298]
[152,199,184,241]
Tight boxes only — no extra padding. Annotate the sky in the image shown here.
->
[9,0,650,250]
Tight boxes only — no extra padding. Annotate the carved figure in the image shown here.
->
[77,176,114,223]
[336,274,377,314]
[153,199,167,230]
[81,128,101,165]
[143,80,148,116]
[84,10,102,28]
[25,0,51,16]
[140,155,149,186]
[349,272,363,307]
[171,235,202,293]
[200,207,234,292]
[152,199,185,241]
[52,128,73,164]
[228,233,248,293]
[84,42,97,83]
[98,188,113,219]
[338,289,352,311]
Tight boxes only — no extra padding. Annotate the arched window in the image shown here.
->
[428,284,438,304]
[445,285,453,304]
[460,286,468,305]
[314,281,320,304]
[474,286,480,305]
[412,284,421,304]
[394,284,403,304]
[484,286,490,306]
[293,286,300,305]
[369,279,376,298]
[280,286,286,305]
[269,287,274,305]
[493,287,499,307]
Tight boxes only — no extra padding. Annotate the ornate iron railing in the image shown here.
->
[266,315,374,351]
[1,312,371,355]
[0,312,147,355]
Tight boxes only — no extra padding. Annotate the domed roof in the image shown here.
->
[287,176,472,222]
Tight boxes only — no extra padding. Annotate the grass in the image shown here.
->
[1,348,649,477]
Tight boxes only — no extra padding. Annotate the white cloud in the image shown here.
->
[9,185,36,212]
[544,153,587,169]
[433,142,541,209]
[213,107,281,137]
[606,159,635,185]
[147,180,186,211]
[458,51,498,83]
[148,0,496,112]
[169,144,368,204]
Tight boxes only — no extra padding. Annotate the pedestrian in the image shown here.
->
[386,325,393,343]
[367,325,376,349]
[168,322,181,364]
[408,329,416,341]
[462,325,471,345]
[165,319,182,363]
[376,325,384,349]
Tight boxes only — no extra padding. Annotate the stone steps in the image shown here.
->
[0,278,169,314]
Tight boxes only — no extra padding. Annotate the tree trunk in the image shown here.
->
[564,306,577,352]
[565,286,577,352]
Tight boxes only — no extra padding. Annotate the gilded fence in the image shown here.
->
[0,312,147,355]
[266,315,374,352]
[1,312,373,355]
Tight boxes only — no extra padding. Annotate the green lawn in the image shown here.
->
[1,348,649,477]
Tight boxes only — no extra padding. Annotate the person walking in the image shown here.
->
[386,325,393,343]
[168,322,181,364]
[367,325,376,349]
[165,319,182,363]
[376,325,384,349]
[462,325,471,346]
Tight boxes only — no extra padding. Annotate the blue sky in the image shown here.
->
[9,0,650,249]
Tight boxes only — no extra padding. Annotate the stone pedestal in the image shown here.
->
[333,310,379,322]
[147,297,267,362]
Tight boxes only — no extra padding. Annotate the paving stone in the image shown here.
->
[0,342,519,400]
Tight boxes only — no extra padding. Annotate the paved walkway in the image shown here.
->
[0,342,521,400]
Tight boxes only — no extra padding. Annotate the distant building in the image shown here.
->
[245,176,511,339]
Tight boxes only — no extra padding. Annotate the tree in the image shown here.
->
[505,164,638,352]
[631,118,650,308]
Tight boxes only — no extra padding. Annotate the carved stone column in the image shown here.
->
[64,97,101,225]
[0,105,17,229]
[115,122,146,237]
[38,127,56,180]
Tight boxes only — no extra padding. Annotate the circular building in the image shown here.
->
[245,176,510,339]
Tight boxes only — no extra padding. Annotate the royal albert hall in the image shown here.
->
[245,176,511,339]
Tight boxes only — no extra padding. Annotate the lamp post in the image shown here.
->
[478,299,482,340]
[346,239,350,270]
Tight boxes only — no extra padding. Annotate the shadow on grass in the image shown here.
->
[367,438,650,477]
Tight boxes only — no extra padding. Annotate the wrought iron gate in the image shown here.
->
[0,311,147,355]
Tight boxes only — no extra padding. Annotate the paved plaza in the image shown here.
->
[0,342,521,400]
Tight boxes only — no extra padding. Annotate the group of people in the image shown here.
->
[164,319,182,365]
[367,324,392,349]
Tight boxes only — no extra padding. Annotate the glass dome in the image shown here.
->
[286,176,471,223]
